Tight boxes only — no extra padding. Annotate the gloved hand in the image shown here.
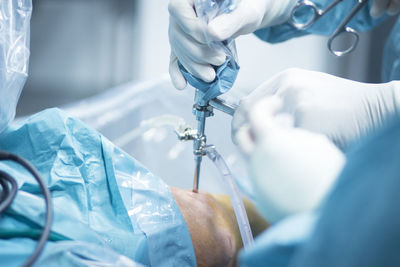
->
[232,68,400,151]
[235,97,345,223]
[370,0,400,17]
[168,0,298,90]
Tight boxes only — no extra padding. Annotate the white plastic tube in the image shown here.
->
[205,145,254,247]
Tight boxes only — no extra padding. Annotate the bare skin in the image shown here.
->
[170,187,269,267]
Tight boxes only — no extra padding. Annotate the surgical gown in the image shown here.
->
[0,108,196,266]
[240,1,400,266]
[254,0,399,81]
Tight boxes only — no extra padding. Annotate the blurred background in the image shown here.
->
[16,0,398,117]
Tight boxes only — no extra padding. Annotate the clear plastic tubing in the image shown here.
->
[115,115,188,147]
[205,145,254,247]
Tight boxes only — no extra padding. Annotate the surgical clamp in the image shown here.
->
[289,0,369,56]
[176,93,238,192]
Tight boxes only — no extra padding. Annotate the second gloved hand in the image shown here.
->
[168,0,297,90]
[233,68,400,151]
[235,97,345,223]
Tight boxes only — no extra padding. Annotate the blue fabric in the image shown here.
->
[255,0,400,82]
[2,240,145,267]
[239,116,400,267]
[179,58,240,104]
[291,116,400,267]
[382,19,400,82]
[0,108,196,267]
[255,0,384,43]
[239,213,317,267]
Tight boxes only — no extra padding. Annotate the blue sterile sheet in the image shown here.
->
[0,108,196,267]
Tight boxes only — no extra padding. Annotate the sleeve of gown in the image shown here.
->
[254,0,385,44]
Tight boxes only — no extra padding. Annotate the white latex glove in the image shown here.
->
[370,0,400,17]
[168,0,298,90]
[232,68,400,150]
[235,97,345,223]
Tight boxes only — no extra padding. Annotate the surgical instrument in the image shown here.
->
[193,92,238,192]
[176,93,238,192]
[210,97,238,116]
[289,0,369,56]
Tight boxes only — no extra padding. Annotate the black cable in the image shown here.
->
[0,170,18,213]
[0,150,53,267]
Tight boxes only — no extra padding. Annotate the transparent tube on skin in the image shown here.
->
[205,145,254,247]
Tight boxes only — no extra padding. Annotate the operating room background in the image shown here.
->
[16,0,398,116]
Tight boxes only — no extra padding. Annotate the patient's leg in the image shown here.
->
[170,187,269,267]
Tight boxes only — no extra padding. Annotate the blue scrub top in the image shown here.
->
[254,0,399,82]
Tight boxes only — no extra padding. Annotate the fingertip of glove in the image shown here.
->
[169,56,187,90]
[169,68,187,90]
[201,68,216,83]
[171,73,187,90]
[213,53,227,66]
[175,81,188,90]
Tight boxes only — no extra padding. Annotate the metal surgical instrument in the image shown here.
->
[176,92,238,192]
[289,0,369,56]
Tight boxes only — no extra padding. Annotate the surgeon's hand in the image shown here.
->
[168,0,297,90]
[371,0,400,17]
[235,97,346,223]
[233,68,400,151]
